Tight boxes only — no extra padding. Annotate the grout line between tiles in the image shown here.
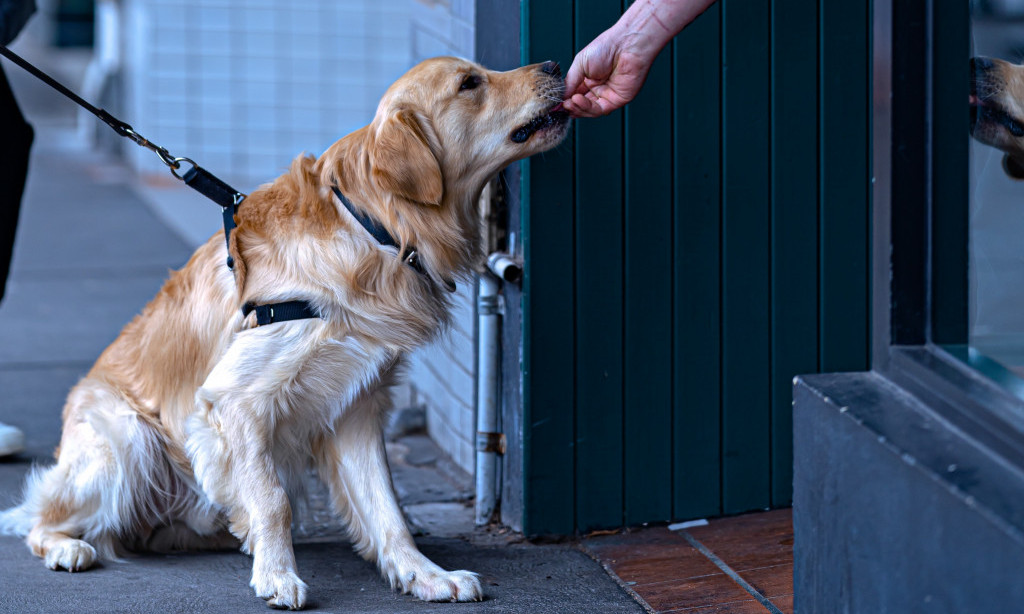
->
[656,596,766,613]
[632,570,726,588]
[730,562,793,574]
[577,543,658,614]
[677,530,784,614]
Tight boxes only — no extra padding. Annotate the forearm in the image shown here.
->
[613,0,717,59]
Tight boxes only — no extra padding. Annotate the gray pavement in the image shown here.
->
[0,44,642,614]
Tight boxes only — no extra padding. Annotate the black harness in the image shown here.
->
[193,170,320,328]
[241,300,320,327]
[234,186,455,327]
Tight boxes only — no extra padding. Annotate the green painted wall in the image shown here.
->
[520,0,871,535]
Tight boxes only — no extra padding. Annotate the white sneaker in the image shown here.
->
[0,422,24,457]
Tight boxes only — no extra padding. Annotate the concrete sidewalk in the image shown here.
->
[0,46,643,614]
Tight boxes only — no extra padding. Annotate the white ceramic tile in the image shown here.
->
[244,7,277,33]
[196,5,232,29]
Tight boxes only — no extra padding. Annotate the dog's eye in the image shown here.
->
[459,75,480,91]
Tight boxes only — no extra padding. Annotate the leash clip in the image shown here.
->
[122,126,181,171]
[93,110,179,171]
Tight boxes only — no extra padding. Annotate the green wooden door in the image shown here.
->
[520,0,872,535]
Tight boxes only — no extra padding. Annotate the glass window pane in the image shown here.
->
[969,2,1024,382]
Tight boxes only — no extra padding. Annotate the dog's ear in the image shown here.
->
[370,109,443,205]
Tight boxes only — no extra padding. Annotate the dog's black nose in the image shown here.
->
[972,56,994,74]
[540,61,561,77]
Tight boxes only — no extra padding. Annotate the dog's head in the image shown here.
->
[971,56,1024,178]
[362,57,570,205]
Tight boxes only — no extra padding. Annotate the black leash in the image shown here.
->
[0,44,245,270]
[0,44,320,326]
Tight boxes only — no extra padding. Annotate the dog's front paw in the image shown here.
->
[45,539,97,572]
[407,569,483,602]
[251,568,308,610]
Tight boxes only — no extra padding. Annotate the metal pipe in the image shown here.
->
[474,270,501,524]
[487,252,522,284]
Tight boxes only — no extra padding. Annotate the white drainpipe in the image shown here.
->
[475,252,521,525]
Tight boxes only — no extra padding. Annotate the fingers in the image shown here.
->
[564,41,613,102]
[562,92,615,118]
[562,88,599,118]
[561,94,593,118]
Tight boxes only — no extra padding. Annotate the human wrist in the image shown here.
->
[616,0,709,56]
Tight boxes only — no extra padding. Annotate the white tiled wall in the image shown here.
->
[407,283,477,473]
[123,0,453,184]
[121,0,477,473]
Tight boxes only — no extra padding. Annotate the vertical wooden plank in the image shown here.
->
[624,3,674,524]
[671,6,729,521]
[672,4,723,520]
[721,0,772,514]
[521,0,576,535]
[574,0,625,531]
[769,0,819,507]
[819,0,870,371]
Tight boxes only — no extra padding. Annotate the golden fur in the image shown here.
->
[0,57,569,609]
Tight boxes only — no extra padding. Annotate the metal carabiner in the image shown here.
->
[122,127,180,171]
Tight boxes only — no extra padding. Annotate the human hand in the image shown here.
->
[561,0,716,118]
[561,27,656,118]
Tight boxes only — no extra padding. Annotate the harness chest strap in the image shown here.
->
[242,301,319,327]
[177,165,319,327]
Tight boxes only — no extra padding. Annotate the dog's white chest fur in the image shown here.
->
[187,322,397,507]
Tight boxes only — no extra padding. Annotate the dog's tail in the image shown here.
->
[0,502,32,536]
[0,465,46,537]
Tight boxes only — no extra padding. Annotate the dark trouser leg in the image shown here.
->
[0,63,34,304]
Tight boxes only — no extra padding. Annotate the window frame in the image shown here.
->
[873,0,1024,448]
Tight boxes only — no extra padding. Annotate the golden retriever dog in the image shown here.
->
[971,56,1024,177]
[0,57,568,609]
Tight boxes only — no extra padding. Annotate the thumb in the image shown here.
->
[564,53,588,99]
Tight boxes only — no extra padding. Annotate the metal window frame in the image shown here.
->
[872,0,1024,453]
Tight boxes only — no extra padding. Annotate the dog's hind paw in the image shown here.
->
[409,569,483,602]
[252,569,308,610]
[45,539,97,572]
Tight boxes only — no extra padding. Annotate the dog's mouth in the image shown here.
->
[970,91,1024,138]
[510,103,570,143]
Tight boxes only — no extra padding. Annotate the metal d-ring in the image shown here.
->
[170,157,197,181]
